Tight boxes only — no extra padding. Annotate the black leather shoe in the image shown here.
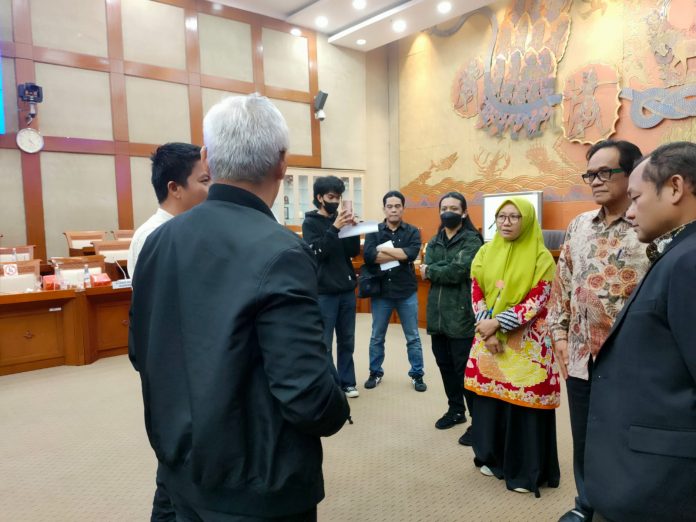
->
[458,426,473,446]
[558,509,591,522]
[435,412,466,429]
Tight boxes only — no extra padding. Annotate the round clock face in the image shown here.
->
[16,127,44,154]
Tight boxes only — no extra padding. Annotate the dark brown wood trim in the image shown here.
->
[307,33,321,166]
[259,16,302,34]
[0,134,16,148]
[105,0,124,61]
[196,0,258,25]
[43,137,116,155]
[12,0,33,45]
[109,72,129,142]
[20,152,46,261]
[5,0,325,264]
[114,155,134,230]
[128,142,159,157]
[123,61,189,84]
[185,8,200,74]
[251,24,265,95]
[14,42,33,59]
[114,141,129,155]
[32,47,110,72]
[199,74,254,94]
[156,0,194,8]
[188,84,203,145]
[265,87,312,104]
[14,51,46,259]
[288,154,321,168]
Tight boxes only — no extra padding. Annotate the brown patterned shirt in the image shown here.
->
[646,220,696,263]
[547,208,650,380]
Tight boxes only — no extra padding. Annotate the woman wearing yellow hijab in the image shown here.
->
[464,197,561,497]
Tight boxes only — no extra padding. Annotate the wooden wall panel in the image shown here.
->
[1,0,323,258]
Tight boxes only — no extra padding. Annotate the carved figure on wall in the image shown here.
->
[473,149,511,178]
[452,58,484,117]
[562,64,620,144]
[620,84,696,128]
[443,0,570,140]
[526,140,579,179]
[617,0,696,128]
[647,2,696,85]
[400,151,580,207]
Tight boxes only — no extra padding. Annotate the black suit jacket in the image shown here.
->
[586,223,696,522]
[129,184,349,517]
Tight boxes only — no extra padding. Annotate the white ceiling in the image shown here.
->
[212,0,494,51]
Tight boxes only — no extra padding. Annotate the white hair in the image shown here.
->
[203,93,289,183]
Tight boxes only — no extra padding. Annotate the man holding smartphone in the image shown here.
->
[302,176,361,398]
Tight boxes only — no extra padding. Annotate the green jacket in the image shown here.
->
[425,227,482,338]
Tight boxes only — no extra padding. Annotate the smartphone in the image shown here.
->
[343,200,353,215]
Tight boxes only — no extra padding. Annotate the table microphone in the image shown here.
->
[112,261,132,289]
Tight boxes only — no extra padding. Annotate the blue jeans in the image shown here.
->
[368,292,424,378]
[318,291,356,388]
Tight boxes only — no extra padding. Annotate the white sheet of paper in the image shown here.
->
[337,220,379,238]
[378,240,400,271]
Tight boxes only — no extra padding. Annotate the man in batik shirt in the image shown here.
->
[547,140,649,522]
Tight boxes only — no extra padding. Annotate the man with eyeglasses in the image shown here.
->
[547,139,650,522]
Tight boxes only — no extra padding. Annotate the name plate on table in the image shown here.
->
[112,279,132,289]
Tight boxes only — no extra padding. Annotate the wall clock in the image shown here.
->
[16,127,44,153]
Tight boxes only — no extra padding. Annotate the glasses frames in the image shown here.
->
[495,214,522,224]
[581,168,624,184]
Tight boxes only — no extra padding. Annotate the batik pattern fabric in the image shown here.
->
[465,277,561,410]
[646,220,696,263]
[546,209,649,380]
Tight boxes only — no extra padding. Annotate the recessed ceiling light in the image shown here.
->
[437,1,452,14]
[356,39,367,46]
[290,28,302,37]
[392,19,407,33]
[352,0,367,9]
[211,2,222,11]
[315,15,329,28]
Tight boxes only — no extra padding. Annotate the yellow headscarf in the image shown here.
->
[471,197,555,316]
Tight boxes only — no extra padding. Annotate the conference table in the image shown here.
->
[0,286,131,376]
[1,250,560,376]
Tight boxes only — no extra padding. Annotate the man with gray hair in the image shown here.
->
[129,93,350,521]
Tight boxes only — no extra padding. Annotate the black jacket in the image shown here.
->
[129,184,349,518]
[585,223,696,522]
[363,221,421,299]
[302,210,360,294]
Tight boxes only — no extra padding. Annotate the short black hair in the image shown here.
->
[586,139,643,176]
[150,143,202,204]
[382,190,405,206]
[641,141,696,196]
[312,175,345,208]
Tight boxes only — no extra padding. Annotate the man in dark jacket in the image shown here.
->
[363,190,426,392]
[585,141,696,522]
[129,93,350,522]
[302,176,361,398]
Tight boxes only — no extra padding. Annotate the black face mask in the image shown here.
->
[440,211,463,229]
[323,201,339,215]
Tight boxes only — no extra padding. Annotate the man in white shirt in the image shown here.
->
[128,142,209,521]
[127,143,211,276]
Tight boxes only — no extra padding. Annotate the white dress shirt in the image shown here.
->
[127,208,174,277]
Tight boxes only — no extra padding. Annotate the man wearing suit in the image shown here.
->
[585,141,696,522]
